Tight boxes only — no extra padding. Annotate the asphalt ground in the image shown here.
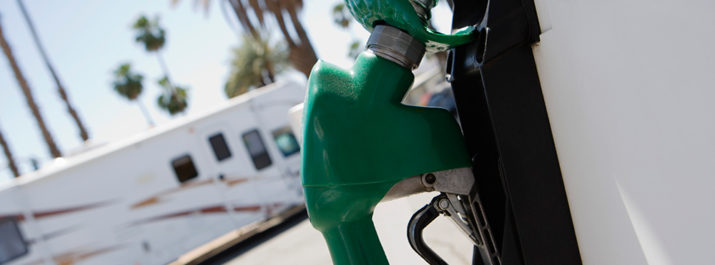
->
[201,192,474,265]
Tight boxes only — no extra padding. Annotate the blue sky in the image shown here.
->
[0,0,451,181]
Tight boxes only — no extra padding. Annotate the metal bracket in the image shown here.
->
[382,167,474,201]
[421,167,475,195]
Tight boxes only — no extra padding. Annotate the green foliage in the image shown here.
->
[157,76,171,88]
[157,76,188,115]
[224,34,289,98]
[130,14,187,115]
[332,2,362,60]
[332,3,352,28]
[112,63,144,100]
[133,15,166,52]
[348,40,362,59]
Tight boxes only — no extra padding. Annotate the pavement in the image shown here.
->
[210,192,474,265]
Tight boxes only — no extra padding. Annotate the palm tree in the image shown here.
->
[225,34,289,98]
[157,76,188,115]
[132,15,189,115]
[0,13,62,158]
[132,15,171,82]
[0,125,20,177]
[17,0,90,142]
[111,63,155,127]
[177,0,317,77]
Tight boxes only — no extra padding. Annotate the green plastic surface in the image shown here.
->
[301,51,471,265]
[345,0,474,52]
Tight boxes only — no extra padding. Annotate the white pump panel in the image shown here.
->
[532,1,715,264]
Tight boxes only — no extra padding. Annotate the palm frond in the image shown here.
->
[248,0,265,25]
[111,63,144,100]
[225,33,288,98]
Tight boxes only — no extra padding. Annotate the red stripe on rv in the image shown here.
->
[129,204,262,226]
[0,213,24,221]
[131,177,250,209]
[32,201,108,219]
[1,201,109,222]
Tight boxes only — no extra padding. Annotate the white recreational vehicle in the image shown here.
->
[0,81,306,265]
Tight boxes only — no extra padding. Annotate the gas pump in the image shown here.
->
[302,0,580,264]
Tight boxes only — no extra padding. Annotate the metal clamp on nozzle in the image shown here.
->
[367,25,426,69]
[409,0,436,22]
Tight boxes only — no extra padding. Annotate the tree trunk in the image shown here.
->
[156,51,176,92]
[0,126,20,177]
[267,2,297,48]
[0,17,62,158]
[239,0,316,77]
[17,0,90,142]
[264,59,276,83]
[284,2,317,77]
[137,100,155,127]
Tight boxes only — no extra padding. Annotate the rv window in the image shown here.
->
[0,218,28,264]
[242,129,272,170]
[272,127,300,157]
[208,133,232,162]
[171,154,199,183]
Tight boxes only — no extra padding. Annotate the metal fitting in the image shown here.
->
[367,25,426,69]
[410,0,435,22]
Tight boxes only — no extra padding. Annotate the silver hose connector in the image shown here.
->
[367,25,426,69]
[410,0,436,22]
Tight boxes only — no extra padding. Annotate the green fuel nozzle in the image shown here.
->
[301,2,475,264]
